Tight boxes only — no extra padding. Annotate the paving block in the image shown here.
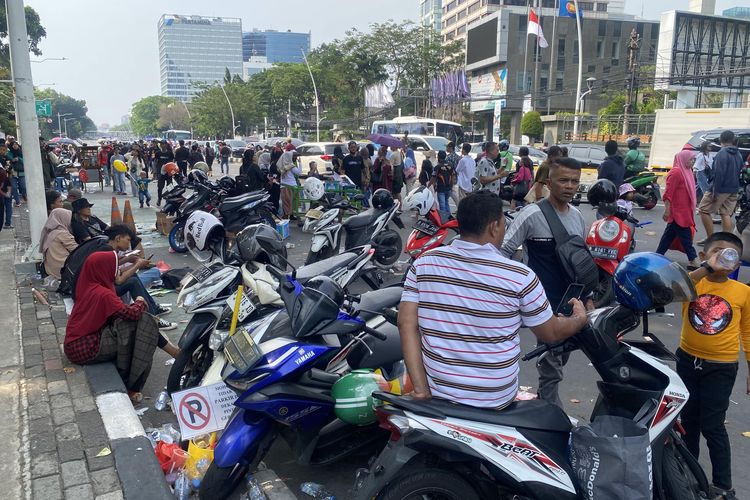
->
[30,432,57,455]
[45,358,64,370]
[58,440,85,463]
[90,468,120,496]
[52,406,77,426]
[73,396,97,413]
[28,401,51,420]
[31,450,60,478]
[84,446,115,472]
[39,323,56,334]
[25,364,44,378]
[36,309,52,319]
[48,380,70,395]
[56,422,82,442]
[65,483,95,500]
[32,475,63,500]
[51,393,73,409]
[29,416,54,435]
[47,368,67,382]
[61,460,89,488]
[94,490,124,500]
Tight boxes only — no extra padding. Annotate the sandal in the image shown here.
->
[128,391,143,404]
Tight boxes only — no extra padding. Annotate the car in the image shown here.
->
[558,143,610,169]
[225,139,248,160]
[468,142,547,167]
[397,134,450,169]
[683,128,750,159]
[296,142,355,175]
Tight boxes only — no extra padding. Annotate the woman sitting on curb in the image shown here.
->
[40,208,77,280]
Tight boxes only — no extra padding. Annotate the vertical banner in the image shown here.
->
[492,99,504,142]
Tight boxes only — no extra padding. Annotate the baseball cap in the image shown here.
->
[72,198,94,212]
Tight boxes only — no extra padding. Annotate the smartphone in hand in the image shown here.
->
[555,283,585,316]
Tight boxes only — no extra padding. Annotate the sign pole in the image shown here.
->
[228,285,244,336]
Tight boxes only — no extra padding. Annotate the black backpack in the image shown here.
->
[57,236,111,298]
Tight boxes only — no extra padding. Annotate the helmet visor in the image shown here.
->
[652,261,697,304]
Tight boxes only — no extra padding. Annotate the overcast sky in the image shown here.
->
[25,0,740,126]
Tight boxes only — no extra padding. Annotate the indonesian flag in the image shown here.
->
[527,8,548,48]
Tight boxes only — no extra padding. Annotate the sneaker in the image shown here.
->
[146,201,151,207]
[710,486,737,500]
[158,318,177,331]
[3,224,12,229]
[155,306,172,316]
[140,203,144,208]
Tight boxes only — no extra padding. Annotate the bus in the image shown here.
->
[164,129,192,142]
[371,116,464,143]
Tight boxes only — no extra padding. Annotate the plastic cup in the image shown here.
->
[169,448,188,473]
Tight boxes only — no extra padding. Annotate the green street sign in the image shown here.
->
[35,100,52,117]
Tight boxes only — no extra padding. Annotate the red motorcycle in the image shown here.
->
[403,186,459,261]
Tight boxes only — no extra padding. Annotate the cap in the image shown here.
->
[67,188,83,199]
[619,183,636,197]
[71,198,94,212]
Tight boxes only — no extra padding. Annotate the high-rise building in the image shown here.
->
[242,29,311,64]
[723,6,750,19]
[158,14,243,102]
[420,0,442,33]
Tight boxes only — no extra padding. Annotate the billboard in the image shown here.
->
[465,11,508,72]
[470,68,508,112]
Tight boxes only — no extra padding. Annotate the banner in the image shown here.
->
[469,68,507,112]
[365,83,395,108]
[492,98,504,142]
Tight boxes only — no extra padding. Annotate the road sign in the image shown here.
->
[35,100,51,117]
[172,381,238,440]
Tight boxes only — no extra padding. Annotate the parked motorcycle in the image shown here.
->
[402,186,458,261]
[302,179,404,268]
[353,254,710,500]
[624,170,661,210]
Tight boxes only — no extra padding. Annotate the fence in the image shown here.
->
[558,114,656,143]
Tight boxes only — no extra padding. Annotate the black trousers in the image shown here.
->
[656,222,698,261]
[156,175,173,203]
[676,348,738,490]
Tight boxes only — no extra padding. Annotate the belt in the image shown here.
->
[676,348,738,370]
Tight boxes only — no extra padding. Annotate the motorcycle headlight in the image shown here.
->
[208,329,229,351]
[407,234,442,257]
[182,267,238,312]
[597,220,620,243]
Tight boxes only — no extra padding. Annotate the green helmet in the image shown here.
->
[332,369,389,426]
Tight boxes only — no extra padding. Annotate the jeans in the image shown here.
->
[2,195,11,225]
[676,349,738,490]
[115,276,158,315]
[537,348,570,409]
[696,170,711,201]
[656,221,698,261]
[137,268,161,289]
[220,157,229,174]
[138,190,152,206]
[437,190,451,213]
[113,172,127,193]
[11,176,25,204]
[103,166,111,186]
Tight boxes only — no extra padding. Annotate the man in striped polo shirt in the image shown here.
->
[400,191,588,408]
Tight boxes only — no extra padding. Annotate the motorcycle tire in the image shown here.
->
[166,340,214,395]
[379,468,481,500]
[305,245,333,265]
[661,439,705,500]
[639,190,658,210]
[168,222,188,253]
[592,269,615,308]
[372,229,403,269]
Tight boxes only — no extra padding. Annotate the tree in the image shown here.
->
[130,95,176,137]
[157,103,190,131]
[0,5,46,66]
[34,88,95,139]
[521,111,543,140]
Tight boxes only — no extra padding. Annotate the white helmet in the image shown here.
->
[403,186,435,216]
[303,176,325,200]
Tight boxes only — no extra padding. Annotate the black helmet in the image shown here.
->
[499,139,510,151]
[218,175,235,191]
[371,188,395,210]
[187,169,208,184]
[306,276,345,309]
[234,224,287,269]
[626,137,641,149]
[587,179,618,207]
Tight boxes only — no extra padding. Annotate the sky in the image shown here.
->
[25,0,741,127]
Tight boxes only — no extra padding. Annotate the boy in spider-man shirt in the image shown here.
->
[678,231,749,500]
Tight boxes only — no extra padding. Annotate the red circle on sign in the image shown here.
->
[179,392,212,430]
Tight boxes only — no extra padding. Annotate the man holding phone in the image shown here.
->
[400,191,588,409]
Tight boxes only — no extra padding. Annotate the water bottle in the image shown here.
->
[718,247,739,270]
[173,472,190,500]
[239,474,265,500]
[300,482,336,500]
[154,388,170,411]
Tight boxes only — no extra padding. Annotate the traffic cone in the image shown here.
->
[123,199,137,235]
[110,197,122,226]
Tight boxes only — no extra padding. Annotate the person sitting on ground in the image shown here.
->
[63,250,180,404]
[40,208,78,280]
[46,189,63,215]
[678,232,749,500]
[70,198,108,244]
[62,188,82,211]
[400,190,588,407]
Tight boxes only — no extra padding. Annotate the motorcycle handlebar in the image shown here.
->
[362,325,387,341]
[521,344,549,361]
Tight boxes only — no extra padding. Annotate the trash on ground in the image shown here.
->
[300,482,336,500]
[570,399,581,404]
[240,474,266,500]
[154,388,170,411]
[63,367,76,374]
[742,432,750,438]
[134,407,148,416]
[95,447,112,457]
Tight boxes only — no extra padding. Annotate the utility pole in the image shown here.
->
[622,28,641,135]
[7,0,47,253]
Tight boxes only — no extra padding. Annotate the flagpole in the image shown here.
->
[572,0,584,138]
[547,0,559,115]
[533,0,541,111]
[522,1,530,101]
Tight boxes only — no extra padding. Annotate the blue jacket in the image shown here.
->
[598,154,625,188]
[712,146,743,194]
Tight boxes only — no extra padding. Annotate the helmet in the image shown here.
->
[185,211,225,263]
[587,179,618,206]
[163,162,179,176]
[613,252,696,311]
[187,169,208,184]
[234,224,287,269]
[403,185,435,216]
[303,177,325,201]
[113,159,127,173]
[306,275,345,309]
[627,137,641,149]
[193,161,209,173]
[499,139,510,151]
[371,188,395,210]
[217,175,235,191]
[331,369,390,425]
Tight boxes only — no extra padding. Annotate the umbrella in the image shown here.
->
[366,134,404,148]
[49,137,78,145]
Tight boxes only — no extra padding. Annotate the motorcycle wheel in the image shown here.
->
[379,468,481,500]
[166,341,213,395]
[199,462,249,500]
[661,440,704,500]
[592,269,615,308]
[305,245,333,265]
[639,190,658,210]
[168,222,188,253]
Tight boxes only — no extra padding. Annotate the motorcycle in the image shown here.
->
[353,304,710,500]
[402,186,459,261]
[624,171,661,210]
[198,264,405,499]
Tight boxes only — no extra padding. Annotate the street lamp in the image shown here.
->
[219,84,237,139]
[572,77,596,139]
[57,112,71,137]
[300,49,320,142]
[30,57,67,63]
[63,117,76,137]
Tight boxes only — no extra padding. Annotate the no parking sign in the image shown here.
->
[171,382,238,440]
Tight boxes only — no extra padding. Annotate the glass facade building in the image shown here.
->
[158,14,243,102]
[242,30,311,64]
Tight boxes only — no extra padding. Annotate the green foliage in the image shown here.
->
[521,111,543,139]
[130,95,176,137]
[34,88,95,139]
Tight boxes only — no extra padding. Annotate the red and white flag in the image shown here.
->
[527,8,548,48]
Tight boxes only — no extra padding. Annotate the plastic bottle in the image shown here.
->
[173,472,190,500]
[718,247,739,270]
[300,482,336,500]
[154,388,170,411]
[160,423,181,444]
[239,474,265,500]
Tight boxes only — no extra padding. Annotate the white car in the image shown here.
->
[296,142,355,175]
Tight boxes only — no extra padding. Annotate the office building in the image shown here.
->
[723,7,750,19]
[158,14,243,102]
[242,29,311,64]
[420,0,442,33]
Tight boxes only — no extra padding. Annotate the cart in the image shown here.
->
[73,146,104,192]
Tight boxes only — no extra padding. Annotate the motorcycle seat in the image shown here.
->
[354,287,402,320]
[375,393,572,433]
[295,252,359,283]
[343,209,387,231]
[221,191,267,211]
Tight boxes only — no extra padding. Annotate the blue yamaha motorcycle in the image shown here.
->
[198,266,404,499]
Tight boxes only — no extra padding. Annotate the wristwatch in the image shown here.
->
[700,261,715,273]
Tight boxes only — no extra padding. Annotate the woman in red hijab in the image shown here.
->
[64,250,176,403]
[656,149,699,268]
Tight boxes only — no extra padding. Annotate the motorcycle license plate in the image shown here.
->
[589,246,618,260]
[224,328,263,374]
[414,219,439,236]
[305,208,324,220]
[226,289,257,322]
[191,265,215,283]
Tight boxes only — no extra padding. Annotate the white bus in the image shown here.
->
[371,116,464,143]
[164,129,192,142]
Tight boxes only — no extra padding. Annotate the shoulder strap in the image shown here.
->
[537,199,570,244]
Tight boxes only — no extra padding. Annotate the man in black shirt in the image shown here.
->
[174,139,190,177]
[342,141,364,189]
[154,141,175,207]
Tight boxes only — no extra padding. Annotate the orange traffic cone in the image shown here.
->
[111,197,122,226]
[123,199,137,235]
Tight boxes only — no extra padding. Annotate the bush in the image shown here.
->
[521,111,543,140]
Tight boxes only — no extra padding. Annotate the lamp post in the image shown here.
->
[219,84,236,139]
[57,112,71,137]
[573,77,596,138]
[572,0,584,138]
[63,117,75,137]
[300,49,320,142]
[579,77,597,115]
[30,57,67,63]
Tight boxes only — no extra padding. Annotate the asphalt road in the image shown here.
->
[81,171,750,499]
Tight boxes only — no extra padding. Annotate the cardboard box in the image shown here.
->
[156,212,176,236]
[275,219,290,240]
